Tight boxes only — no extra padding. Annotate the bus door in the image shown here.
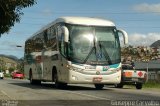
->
[42,50,53,80]
[58,29,69,81]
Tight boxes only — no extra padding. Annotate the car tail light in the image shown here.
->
[138,71,143,77]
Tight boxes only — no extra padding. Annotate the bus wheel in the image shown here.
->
[94,84,104,90]
[54,73,61,88]
[30,72,34,84]
[29,71,41,85]
[54,73,67,89]
[136,83,142,90]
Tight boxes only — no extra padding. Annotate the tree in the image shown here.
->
[8,67,15,73]
[0,0,36,35]
[16,58,24,73]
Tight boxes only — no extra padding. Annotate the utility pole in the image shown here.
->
[146,60,149,82]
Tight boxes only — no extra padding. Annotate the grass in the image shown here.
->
[143,81,160,88]
[123,81,160,89]
[4,74,11,78]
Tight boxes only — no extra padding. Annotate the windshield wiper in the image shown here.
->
[83,41,112,64]
[83,35,97,64]
[98,41,112,64]
[82,47,95,64]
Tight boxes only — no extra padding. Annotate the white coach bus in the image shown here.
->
[24,17,128,89]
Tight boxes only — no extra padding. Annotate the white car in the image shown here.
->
[0,71,4,79]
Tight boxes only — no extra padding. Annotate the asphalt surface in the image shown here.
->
[0,78,160,106]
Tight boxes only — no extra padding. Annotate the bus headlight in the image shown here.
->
[73,67,83,71]
[115,68,121,72]
[67,65,83,72]
[111,68,121,72]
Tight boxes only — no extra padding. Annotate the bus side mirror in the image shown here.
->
[117,29,128,45]
[61,26,69,43]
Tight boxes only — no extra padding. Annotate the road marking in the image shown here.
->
[64,90,110,100]
[1,90,16,100]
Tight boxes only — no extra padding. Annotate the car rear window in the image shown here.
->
[16,72,22,74]
[122,65,133,70]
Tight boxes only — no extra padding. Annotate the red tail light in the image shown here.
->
[138,71,143,77]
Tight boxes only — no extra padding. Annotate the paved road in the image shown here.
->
[0,78,160,106]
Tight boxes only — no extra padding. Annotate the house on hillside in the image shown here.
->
[135,60,160,82]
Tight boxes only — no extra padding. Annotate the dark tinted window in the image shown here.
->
[122,65,133,70]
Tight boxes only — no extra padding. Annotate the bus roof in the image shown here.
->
[27,17,115,40]
[55,17,115,26]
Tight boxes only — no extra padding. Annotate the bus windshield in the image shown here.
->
[67,24,121,65]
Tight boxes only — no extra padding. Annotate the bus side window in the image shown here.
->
[35,38,44,52]
[47,26,57,51]
[43,30,48,47]
[25,40,32,54]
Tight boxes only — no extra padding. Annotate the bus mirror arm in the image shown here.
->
[61,26,69,43]
[117,29,128,45]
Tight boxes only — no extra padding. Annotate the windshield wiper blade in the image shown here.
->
[82,46,95,64]
[83,35,97,64]
[98,41,112,64]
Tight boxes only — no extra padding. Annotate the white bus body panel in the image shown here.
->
[24,17,123,85]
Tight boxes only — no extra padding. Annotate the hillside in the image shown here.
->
[0,54,18,61]
[0,55,19,70]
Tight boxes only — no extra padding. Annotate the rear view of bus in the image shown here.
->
[24,17,128,90]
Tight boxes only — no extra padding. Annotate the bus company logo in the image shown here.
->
[96,53,103,59]
[103,66,110,71]
[96,71,100,75]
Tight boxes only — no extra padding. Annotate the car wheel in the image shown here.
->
[136,83,142,89]
[115,83,124,88]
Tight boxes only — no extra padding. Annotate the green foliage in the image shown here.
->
[0,0,36,35]
[17,60,24,73]
[8,67,15,73]
[143,81,160,88]
[4,73,11,78]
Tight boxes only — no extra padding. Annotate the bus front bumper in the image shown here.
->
[68,70,121,84]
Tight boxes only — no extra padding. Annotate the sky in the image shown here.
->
[1,0,160,58]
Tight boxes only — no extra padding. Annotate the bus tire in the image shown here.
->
[29,70,41,85]
[54,73,67,89]
[54,73,61,88]
[94,84,104,90]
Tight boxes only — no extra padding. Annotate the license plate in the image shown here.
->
[93,77,102,82]
[132,78,138,81]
